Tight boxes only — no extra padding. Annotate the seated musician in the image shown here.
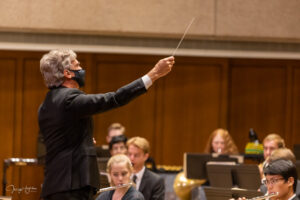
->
[96,154,144,200]
[204,128,239,154]
[237,159,299,200]
[192,128,239,200]
[97,123,126,157]
[258,133,285,178]
[109,134,128,156]
[259,148,300,198]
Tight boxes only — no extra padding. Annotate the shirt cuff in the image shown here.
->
[142,75,152,90]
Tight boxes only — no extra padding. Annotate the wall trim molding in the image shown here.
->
[0,32,300,60]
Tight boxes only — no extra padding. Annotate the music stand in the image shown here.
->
[95,146,110,158]
[296,160,300,180]
[206,162,236,188]
[204,187,232,200]
[97,157,110,188]
[204,187,263,200]
[2,158,39,196]
[97,157,109,172]
[232,164,261,190]
[294,144,300,160]
[184,153,210,179]
[99,172,110,188]
[231,188,263,199]
[184,153,238,179]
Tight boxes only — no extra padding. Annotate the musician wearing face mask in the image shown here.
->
[38,50,174,200]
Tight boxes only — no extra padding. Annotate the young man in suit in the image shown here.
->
[262,159,299,200]
[38,50,174,200]
[127,137,165,200]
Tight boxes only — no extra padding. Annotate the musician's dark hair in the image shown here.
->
[109,135,127,150]
[263,159,298,192]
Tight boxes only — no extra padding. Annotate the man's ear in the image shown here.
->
[287,177,294,187]
[63,69,72,78]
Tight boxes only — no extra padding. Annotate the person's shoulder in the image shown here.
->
[64,87,83,94]
[145,168,160,177]
[62,87,85,101]
[132,191,145,200]
[51,86,83,95]
[124,187,145,200]
[145,169,164,182]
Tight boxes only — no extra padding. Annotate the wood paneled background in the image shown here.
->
[0,50,300,199]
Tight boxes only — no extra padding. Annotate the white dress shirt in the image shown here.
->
[132,166,146,190]
[142,75,152,90]
[288,194,296,200]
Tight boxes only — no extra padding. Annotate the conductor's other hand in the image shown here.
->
[147,56,175,83]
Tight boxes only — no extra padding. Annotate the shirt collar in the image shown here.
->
[288,194,296,200]
[135,166,146,181]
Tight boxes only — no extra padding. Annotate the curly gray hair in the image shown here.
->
[40,49,77,88]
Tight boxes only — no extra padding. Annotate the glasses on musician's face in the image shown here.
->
[261,177,285,186]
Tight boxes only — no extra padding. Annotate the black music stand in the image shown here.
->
[206,163,261,190]
[204,187,232,200]
[96,146,110,158]
[97,157,109,172]
[294,144,300,160]
[97,157,110,188]
[206,162,236,188]
[232,164,261,190]
[296,160,300,180]
[2,158,38,196]
[184,153,238,179]
[204,187,263,200]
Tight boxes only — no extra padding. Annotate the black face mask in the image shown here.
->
[69,69,86,87]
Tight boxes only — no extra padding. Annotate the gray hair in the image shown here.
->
[40,49,77,88]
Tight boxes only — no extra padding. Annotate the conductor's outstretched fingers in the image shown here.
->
[147,56,175,82]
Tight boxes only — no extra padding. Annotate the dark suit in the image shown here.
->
[38,79,146,198]
[139,169,165,200]
[292,195,300,200]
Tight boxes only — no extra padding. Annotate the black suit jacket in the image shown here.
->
[292,195,300,200]
[38,79,146,197]
[139,169,165,200]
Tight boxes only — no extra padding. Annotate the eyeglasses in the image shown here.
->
[261,178,285,186]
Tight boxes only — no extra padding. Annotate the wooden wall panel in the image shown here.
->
[229,60,288,152]
[156,58,227,165]
[22,58,47,157]
[21,58,47,199]
[0,58,17,195]
[92,55,159,157]
[292,66,300,145]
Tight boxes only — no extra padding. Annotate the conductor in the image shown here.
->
[38,49,174,200]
